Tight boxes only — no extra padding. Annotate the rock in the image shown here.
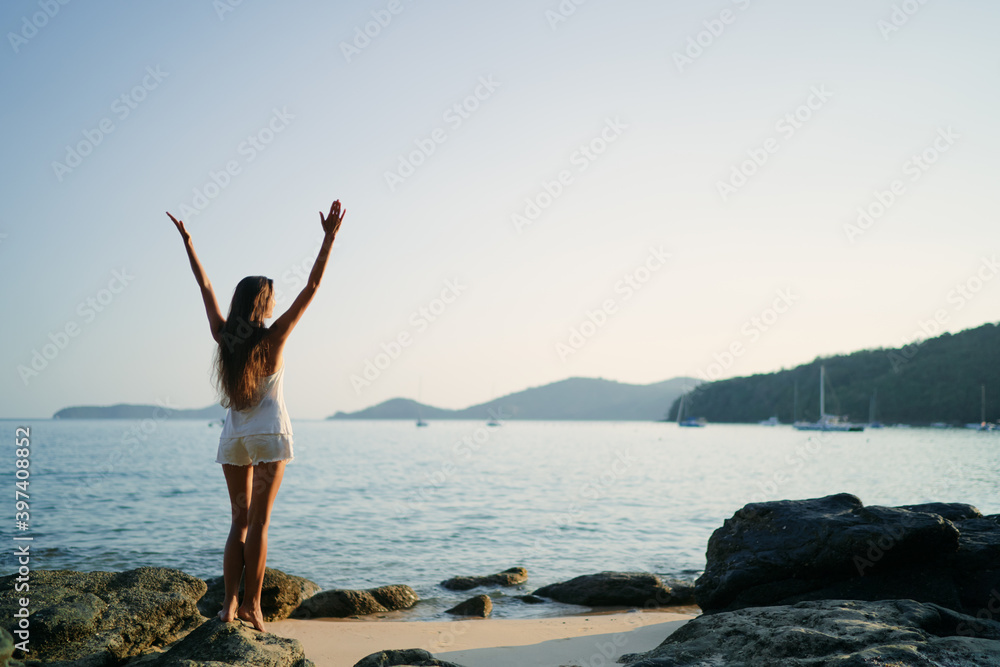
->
[0,567,206,665]
[445,595,492,618]
[198,568,321,622]
[369,584,420,611]
[619,599,1000,666]
[290,585,418,619]
[514,594,546,604]
[141,616,314,666]
[694,493,1000,616]
[1,626,25,667]
[661,578,696,606]
[439,567,528,591]
[533,572,687,608]
[353,647,466,666]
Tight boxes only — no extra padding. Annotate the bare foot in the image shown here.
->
[236,606,266,632]
[218,599,238,623]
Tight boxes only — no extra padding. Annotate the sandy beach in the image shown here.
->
[268,609,697,667]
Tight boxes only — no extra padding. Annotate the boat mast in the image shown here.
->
[982,383,986,424]
[793,379,798,422]
[677,394,684,425]
[819,365,826,421]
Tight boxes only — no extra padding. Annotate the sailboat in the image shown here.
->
[676,393,707,427]
[868,389,884,429]
[793,365,864,432]
[486,384,502,426]
[416,377,428,427]
[965,384,994,431]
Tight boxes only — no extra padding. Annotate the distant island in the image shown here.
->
[51,377,698,422]
[328,376,700,421]
[59,321,999,425]
[53,403,226,420]
[670,322,1000,426]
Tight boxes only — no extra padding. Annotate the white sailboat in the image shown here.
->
[416,377,428,427]
[793,366,864,432]
[965,384,994,431]
[868,389,884,429]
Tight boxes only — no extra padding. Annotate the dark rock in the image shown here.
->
[439,567,528,591]
[290,585,418,619]
[1,627,25,667]
[445,595,492,618]
[661,578,696,606]
[353,647,466,666]
[514,594,546,604]
[533,572,687,608]
[198,568,321,622]
[897,502,982,522]
[694,493,1000,616]
[369,584,420,611]
[140,616,314,666]
[0,567,206,665]
[620,599,1000,666]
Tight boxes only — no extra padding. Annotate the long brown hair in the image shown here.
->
[214,276,274,411]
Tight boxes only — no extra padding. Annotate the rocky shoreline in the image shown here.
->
[2,494,998,666]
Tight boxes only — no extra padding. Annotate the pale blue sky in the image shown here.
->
[3,1,998,418]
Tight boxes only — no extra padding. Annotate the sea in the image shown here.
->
[4,419,998,620]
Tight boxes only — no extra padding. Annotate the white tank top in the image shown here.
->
[219,365,293,437]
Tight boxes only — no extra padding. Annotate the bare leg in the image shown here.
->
[237,460,285,632]
[220,464,252,623]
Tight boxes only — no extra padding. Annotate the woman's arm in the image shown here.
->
[167,212,225,342]
[268,200,346,343]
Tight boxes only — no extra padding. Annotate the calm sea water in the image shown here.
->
[5,419,998,619]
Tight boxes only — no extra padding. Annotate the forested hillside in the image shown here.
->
[669,323,1000,425]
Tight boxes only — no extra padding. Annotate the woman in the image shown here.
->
[167,200,346,631]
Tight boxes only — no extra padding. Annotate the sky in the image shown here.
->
[2,1,998,419]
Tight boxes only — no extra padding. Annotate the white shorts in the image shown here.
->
[216,434,294,466]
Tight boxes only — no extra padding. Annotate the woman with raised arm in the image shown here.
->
[167,200,346,632]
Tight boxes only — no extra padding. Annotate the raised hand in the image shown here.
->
[320,200,346,237]
[166,212,191,244]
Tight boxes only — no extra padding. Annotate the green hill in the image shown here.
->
[669,322,1000,425]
